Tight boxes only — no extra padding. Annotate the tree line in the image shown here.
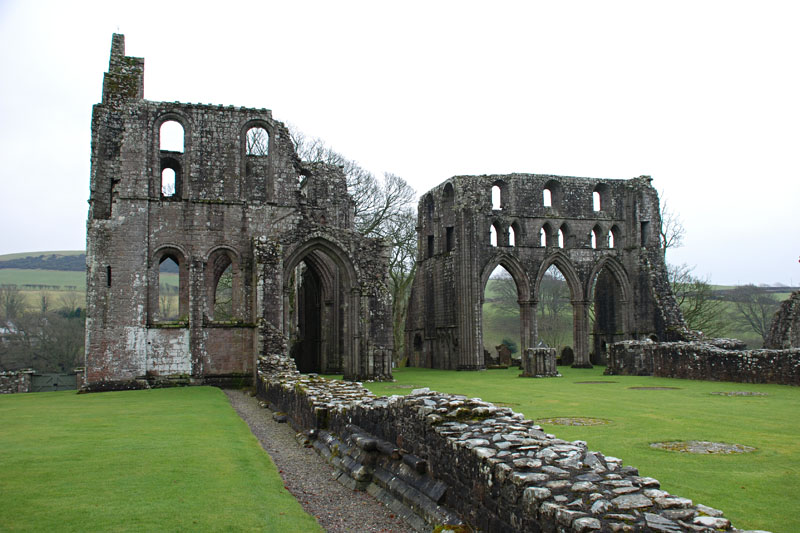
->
[0,285,85,373]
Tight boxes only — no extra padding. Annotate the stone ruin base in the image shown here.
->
[257,351,761,533]
[606,340,800,386]
[520,348,560,378]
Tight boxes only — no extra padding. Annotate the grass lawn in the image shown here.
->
[0,387,321,532]
[361,366,800,533]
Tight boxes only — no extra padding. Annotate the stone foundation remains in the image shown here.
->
[606,340,800,386]
[258,353,754,532]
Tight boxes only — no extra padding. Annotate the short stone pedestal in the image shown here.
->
[520,348,559,377]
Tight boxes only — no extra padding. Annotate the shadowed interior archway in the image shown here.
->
[283,237,360,377]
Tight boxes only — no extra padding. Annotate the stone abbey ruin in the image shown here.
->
[85,34,393,386]
[404,174,686,370]
[83,35,798,531]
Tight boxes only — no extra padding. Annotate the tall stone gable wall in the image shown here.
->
[84,35,392,386]
[405,174,688,370]
[765,290,800,349]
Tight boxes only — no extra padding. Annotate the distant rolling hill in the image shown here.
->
[0,251,86,271]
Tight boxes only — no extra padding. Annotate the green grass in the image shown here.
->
[0,268,86,290]
[0,387,321,532]
[361,366,800,533]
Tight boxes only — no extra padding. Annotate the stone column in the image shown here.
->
[571,299,592,368]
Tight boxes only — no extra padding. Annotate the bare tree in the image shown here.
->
[729,285,780,346]
[0,285,27,321]
[668,263,725,337]
[659,193,685,255]
[288,125,418,360]
[489,268,519,316]
[538,266,571,349]
[246,127,269,156]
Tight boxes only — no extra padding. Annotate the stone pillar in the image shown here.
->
[571,300,592,368]
[519,299,532,353]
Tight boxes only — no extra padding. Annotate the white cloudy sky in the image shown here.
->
[0,0,798,285]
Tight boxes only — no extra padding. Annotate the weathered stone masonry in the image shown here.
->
[258,353,751,533]
[405,174,688,370]
[84,35,393,387]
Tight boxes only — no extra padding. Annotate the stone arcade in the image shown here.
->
[84,35,393,387]
[405,174,687,370]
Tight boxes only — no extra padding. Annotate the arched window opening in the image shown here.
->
[590,265,625,365]
[160,120,184,153]
[246,127,269,156]
[491,185,502,210]
[212,258,234,321]
[509,226,516,247]
[161,168,176,197]
[483,265,520,366]
[427,235,434,258]
[591,228,598,249]
[538,264,573,355]
[558,228,565,248]
[543,188,552,207]
[158,256,180,321]
[490,225,498,247]
[424,194,434,226]
[593,191,602,211]
[609,225,621,249]
[541,224,554,247]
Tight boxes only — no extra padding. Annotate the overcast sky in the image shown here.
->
[0,0,798,285]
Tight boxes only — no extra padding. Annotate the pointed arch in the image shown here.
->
[283,235,361,378]
[586,255,630,303]
[535,252,583,302]
[480,252,531,303]
[151,244,189,323]
[206,246,242,321]
[587,255,631,364]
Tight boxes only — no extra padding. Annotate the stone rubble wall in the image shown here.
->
[257,353,759,532]
[765,291,800,349]
[0,369,34,394]
[607,340,800,386]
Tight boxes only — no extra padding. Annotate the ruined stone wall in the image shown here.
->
[765,290,800,349]
[607,340,800,385]
[405,174,687,371]
[258,353,745,532]
[0,369,33,394]
[85,35,392,387]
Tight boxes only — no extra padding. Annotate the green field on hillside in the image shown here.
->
[0,387,321,532]
[361,366,800,533]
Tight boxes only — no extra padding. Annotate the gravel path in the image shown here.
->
[224,389,415,533]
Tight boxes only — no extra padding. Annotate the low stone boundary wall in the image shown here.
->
[0,369,34,394]
[258,353,752,532]
[606,341,800,385]
[521,348,559,378]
